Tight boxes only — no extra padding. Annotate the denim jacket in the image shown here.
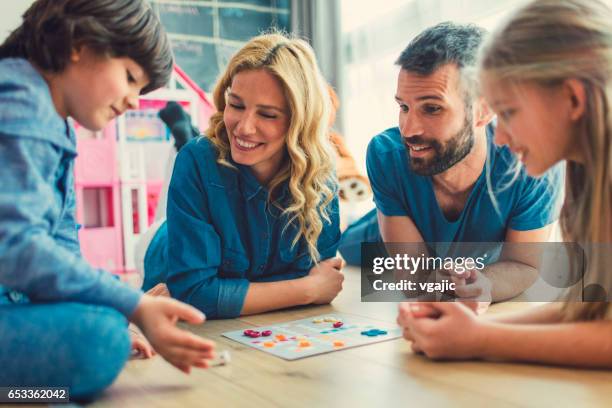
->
[144,137,341,318]
[0,58,141,316]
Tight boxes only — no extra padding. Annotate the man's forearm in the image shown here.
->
[485,261,539,301]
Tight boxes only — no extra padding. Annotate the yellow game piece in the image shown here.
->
[323,316,337,322]
[312,318,323,323]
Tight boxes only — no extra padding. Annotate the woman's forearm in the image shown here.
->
[478,318,612,368]
[240,277,312,315]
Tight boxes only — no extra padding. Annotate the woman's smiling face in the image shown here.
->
[223,68,290,184]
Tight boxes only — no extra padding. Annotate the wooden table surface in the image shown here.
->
[87,267,612,408]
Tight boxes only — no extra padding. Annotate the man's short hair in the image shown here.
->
[396,22,485,75]
[396,22,485,104]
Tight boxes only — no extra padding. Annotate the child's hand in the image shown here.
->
[146,283,170,297]
[129,324,156,359]
[397,302,486,360]
[130,295,216,373]
[305,257,345,304]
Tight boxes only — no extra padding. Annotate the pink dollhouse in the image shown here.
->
[74,66,214,274]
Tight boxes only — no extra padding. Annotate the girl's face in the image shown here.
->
[223,68,290,185]
[481,75,577,176]
[60,46,149,130]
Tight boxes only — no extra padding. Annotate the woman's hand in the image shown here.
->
[304,257,345,304]
[397,301,488,360]
[130,295,216,373]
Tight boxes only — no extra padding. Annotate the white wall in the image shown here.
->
[0,1,34,43]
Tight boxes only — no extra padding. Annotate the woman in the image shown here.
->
[141,33,345,319]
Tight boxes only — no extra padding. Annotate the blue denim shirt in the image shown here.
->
[0,58,141,316]
[144,137,341,318]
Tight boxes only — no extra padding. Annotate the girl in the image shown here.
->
[397,0,612,367]
[0,0,215,400]
[140,33,344,319]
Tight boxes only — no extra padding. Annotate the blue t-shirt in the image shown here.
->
[366,126,563,244]
[144,137,341,319]
[0,58,141,315]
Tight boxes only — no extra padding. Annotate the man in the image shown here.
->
[339,22,563,302]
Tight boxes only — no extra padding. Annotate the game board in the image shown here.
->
[222,313,402,360]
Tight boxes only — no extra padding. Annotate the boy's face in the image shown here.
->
[61,46,149,130]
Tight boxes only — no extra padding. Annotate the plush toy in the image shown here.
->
[327,87,372,204]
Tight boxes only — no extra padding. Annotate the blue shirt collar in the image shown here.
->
[231,159,290,203]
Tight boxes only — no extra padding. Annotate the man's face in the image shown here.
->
[395,63,474,176]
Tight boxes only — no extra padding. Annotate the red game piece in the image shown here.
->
[243,329,254,336]
[333,321,343,328]
[261,330,272,337]
[249,331,261,338]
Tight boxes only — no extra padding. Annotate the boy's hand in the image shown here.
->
[130,295,216,373]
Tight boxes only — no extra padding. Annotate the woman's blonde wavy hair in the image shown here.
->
[479,0,612,320]
[205,32,335,262]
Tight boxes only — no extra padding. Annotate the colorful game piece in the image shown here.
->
[263,342,275,348]
[262,330,272,337]
[360,329,388,337]
[333,340,345,347]
[333,321,343,328]
[299,341,312,347]
[275,334,287,341]
[244,330,261,338]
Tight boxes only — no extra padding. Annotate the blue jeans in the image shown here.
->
[0,293,131,401]
[338,209,382,266]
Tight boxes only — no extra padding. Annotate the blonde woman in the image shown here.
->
[397,0,612,367]
[141,33,344,319]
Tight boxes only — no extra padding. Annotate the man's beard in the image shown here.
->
[405,115,475,176]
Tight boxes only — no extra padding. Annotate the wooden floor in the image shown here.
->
[13,267,610,408]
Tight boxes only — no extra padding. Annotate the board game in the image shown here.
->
[222,313,402,360]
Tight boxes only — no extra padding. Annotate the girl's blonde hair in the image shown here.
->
[479,0,612,320]
[205,32,335,262]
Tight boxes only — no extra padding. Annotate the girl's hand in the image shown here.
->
[304,257,345,304]
[129,324,156,359]
[130,295,216,373]
[397,302,486,360]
